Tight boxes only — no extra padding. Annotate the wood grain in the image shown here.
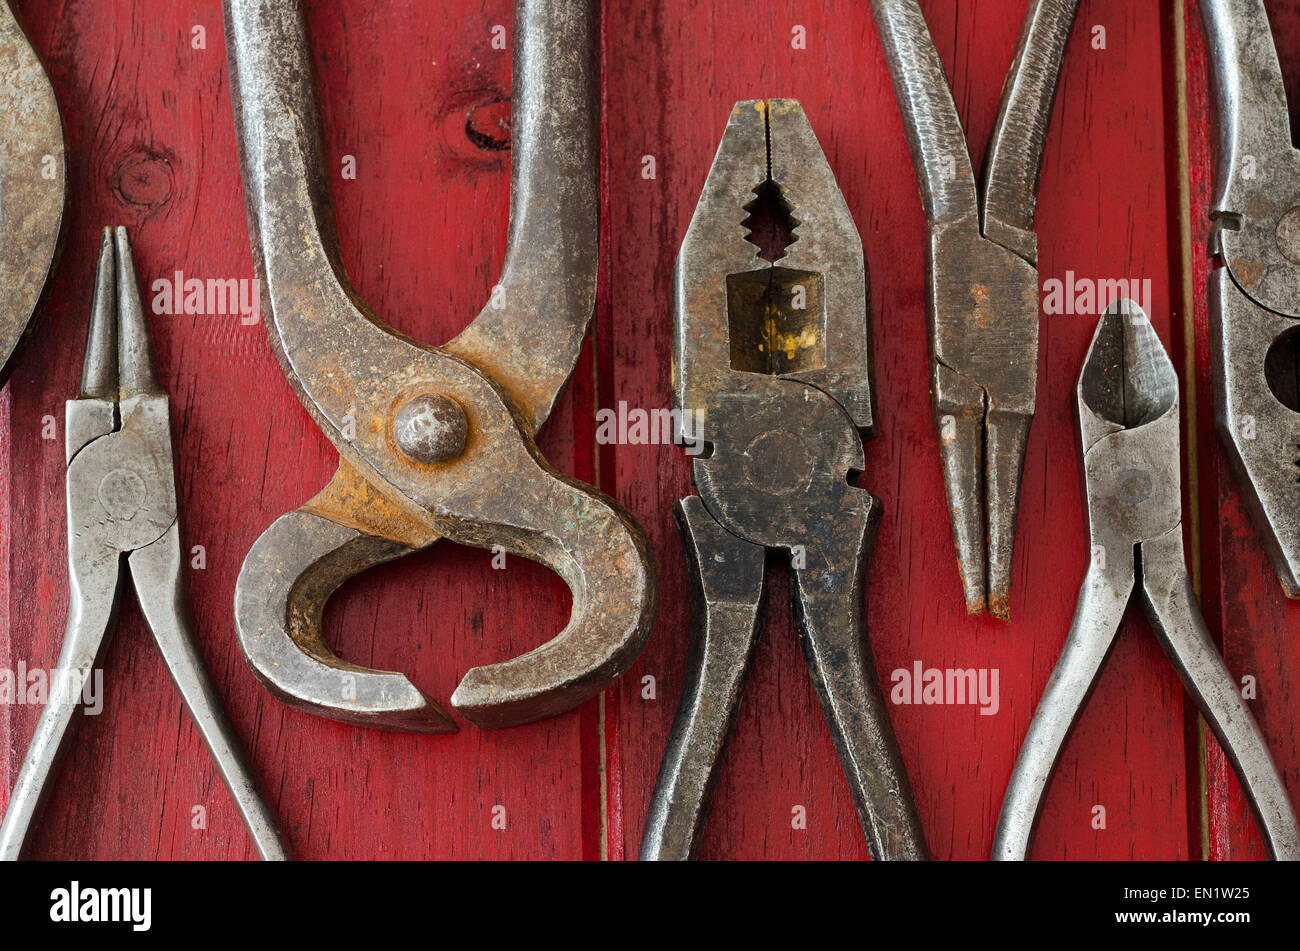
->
[1,0,1287,861]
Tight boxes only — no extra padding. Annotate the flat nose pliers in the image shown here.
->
[641,100,927,861]
[869,0,1081,617]
[993,301,1300,860]
[0,229,286,861]
[1200,0,1300,597]
[224,0,655,732]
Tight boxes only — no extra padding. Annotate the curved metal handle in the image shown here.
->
[1141,529,1300,860]
[0,556,118,860]
[791,492,928,861]
[640,497,766,861]
[992,557,1133,860]
[224,0,597,435]
[867,0,979,226]
[1199,0,1295,219]
[981,0,1081,261]
[236,457,656,731]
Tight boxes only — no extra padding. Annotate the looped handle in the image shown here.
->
[235,458,656,732]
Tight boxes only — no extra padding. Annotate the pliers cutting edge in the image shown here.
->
[1200,0,1300,597]
[993,301,1300,860]
[642,100,927,861]
[869,0,1081,617]
[0,229,286,860]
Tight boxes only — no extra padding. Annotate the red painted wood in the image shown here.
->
[2,0,1272,862]
[1187,0,1300,863]
[1,0,590,859]
[605,0,1197,860]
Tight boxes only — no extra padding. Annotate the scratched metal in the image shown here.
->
[224,0,656,733]
[868,0,1081,618]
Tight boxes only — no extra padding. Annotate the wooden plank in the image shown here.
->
[1,0,595,859]
[604,0,1196,859]
[1186,0,1300,862]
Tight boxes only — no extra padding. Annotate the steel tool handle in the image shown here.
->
[791,493,928,861]
[639,497,766,861]
[992,559,1133,860]
[131,526,287,861]
[867,0,979,224]
[981,0,1081,261]
[1141,529,1300,860]
[1199,0,1296,220]
[0,569,118,859]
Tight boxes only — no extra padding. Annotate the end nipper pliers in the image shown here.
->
[993,301,1300,860]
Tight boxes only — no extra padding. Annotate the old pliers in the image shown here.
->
[641,100,926,861]
[224,0,654,732]
[1200,0,1300,597]
[0,229,286,861]
[993,301,1300,860]
[0,0,64,384]
[869,0,1081,617]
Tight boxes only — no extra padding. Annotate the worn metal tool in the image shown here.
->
[869,0,1080,618]
[0,229,286,861]
[641,100,926,861]
[1200,0,1300,597]
[224,0,654,732]
[0,0,65,384]
[993,301,1300,860]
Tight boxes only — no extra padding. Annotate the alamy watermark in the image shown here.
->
[595,401,706,456]
[151,271,260,325]
[1,663,103,715]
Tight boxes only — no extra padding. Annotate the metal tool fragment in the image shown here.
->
[992,300,1300,861]
[0,228,286,861]
[1201,0,1300,596]
[224,0,655,732]
[642,100,926,861]
[868,0,1081,618]
[0,0,65,384]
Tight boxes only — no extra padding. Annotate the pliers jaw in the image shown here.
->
[66,228,178,562]
[1076,300,1182,558]
[928,229,1039,619]
[1208,266,1300,596]
[674,99,874,439]
[1201,0,1300,597]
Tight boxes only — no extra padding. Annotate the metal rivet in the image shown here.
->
[393,394,468,464]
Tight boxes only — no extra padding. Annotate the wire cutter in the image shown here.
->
[0,228,286,860]
[0,0,65,385]
[224,0,655,732]
[869,0,1081,618]
[641,100,927,861]
[993,300,1300,860]
[1200,0,1300,597]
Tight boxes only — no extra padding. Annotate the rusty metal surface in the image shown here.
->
[992,301,1300,860]
[1201,0,1300,596]
[0,229,285,861]
[224,0,656,733]
[0,0,65,384]
[868,0,1080,619]
[643,100,926,861]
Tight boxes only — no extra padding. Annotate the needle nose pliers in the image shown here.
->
[0,229,286,861]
